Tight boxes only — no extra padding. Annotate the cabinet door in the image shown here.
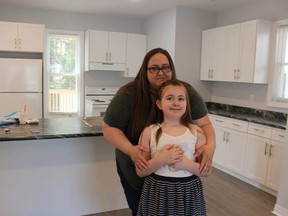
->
[238,21,257,83]
[266,141,284,190]
[18,23,44,52]
[0,21,18,51]
[225,129,247,175]
[108,32,126,63]
[200,28,225,81]
[245,134,270,185]
[213,125,227,166]
[225,24,241,81]
[200,30,213,80]
[89,31,109,63]
[125,34,146,77]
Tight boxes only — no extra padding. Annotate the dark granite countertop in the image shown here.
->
[0,117,103,141]
[206,102,287,130]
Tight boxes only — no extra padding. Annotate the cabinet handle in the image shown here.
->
[269,145,273,157]
[226,132,230,142]
[211,69,213,78]
[232,123,240,127]
[208,69,213,79]
[234,69,237,80]
[109,52,111,61]
[18,38,21,49]
[215,119,223,123]
[223,132,226,142]
[106,52,108,61]
[15,38,17,49]
[264,143,268,155]
[237,69,240,80]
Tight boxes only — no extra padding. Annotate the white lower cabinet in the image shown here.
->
[211,115,248,175]
[211,114,285,193]
[266,140,284,190]
[245,124,285,191]
[245,134,271,185]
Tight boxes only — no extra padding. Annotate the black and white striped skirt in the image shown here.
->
[137,173,206,216]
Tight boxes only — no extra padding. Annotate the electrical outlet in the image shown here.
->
[250,94,254,102]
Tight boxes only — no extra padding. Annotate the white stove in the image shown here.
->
[84,86,119,117]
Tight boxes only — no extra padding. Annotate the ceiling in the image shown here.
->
[0,0,262,18]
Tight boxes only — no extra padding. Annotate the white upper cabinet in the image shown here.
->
[225,20,272,83]
[200,27,226,81]
[124,33,146,77]
[0,21,44,52]
[85,30,127,71]
[200,20,272,83]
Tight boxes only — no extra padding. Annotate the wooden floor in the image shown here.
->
[87,168,276,216]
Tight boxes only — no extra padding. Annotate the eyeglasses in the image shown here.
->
[147,65,172,74]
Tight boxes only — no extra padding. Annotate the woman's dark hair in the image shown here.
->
[149,80,193,143]
[119,48,177,145]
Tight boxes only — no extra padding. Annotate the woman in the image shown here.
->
[102,48,215,216]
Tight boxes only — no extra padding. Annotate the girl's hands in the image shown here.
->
[158,144,184,165]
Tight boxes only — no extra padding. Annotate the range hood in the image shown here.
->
[87,62,126,71]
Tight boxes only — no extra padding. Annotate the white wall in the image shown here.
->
[174,6,215,101]
[143,7,177,60]
[0,4,143,33]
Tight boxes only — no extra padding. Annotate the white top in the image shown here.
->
[149,124,198,177]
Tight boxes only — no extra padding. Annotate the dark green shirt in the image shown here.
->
[103,85,208,191]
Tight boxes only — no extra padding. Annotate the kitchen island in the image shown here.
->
[0,117,128,216]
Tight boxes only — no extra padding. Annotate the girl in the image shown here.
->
[136,80,211,216]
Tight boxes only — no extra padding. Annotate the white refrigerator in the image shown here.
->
[0,58,42,118]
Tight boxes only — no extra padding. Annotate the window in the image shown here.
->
[267,20,288,109]
[45,30,84,117]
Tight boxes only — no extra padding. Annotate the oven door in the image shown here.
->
[85,102,108,117]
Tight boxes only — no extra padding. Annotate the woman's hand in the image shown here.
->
[130,145,149,171]
[194,144,214,174]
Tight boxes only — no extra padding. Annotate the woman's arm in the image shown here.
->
[194,114,216,174]
[102,121,148,169]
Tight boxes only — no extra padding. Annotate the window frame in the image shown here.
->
[267,19,288,109]
[44,29,84,118]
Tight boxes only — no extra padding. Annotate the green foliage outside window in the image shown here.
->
[49,34,77,90]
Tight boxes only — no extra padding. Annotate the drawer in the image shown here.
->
[209,114,229,127]
[248,123,272,139]
[271,128,286,142]
[228,118,248,133]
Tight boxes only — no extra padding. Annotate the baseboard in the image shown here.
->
[272,204,288,216]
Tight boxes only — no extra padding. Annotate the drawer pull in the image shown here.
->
[232,123,240,127]
[278,134,284,138]
[253,128,260,132]
[226,133,230,142]
[269,145,273,157]
[264,143,268,155]
[215,119,224,123]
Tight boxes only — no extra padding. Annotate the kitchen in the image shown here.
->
[0,0,288,216]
